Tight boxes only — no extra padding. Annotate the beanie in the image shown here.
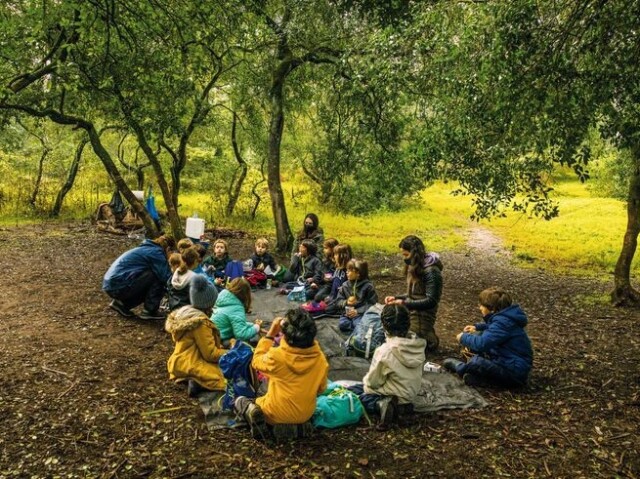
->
[190,274,218,310]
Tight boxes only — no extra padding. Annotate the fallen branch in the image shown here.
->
[42,365,73,378]
[141,406,189,416]
[57,379,80,399]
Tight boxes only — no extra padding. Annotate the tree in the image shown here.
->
[404,0,640,305]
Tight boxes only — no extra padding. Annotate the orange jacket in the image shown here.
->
[252,337,328,424]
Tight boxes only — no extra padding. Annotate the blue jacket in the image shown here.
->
[460,304,533,381]
[102,240,171,293]
[211,289,258,342]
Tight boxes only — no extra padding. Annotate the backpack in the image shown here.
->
[345,303,386,359]
[287,285,307,302]
[312,382,364,429]
[244,269,267,287]
[218,341,257,411]
[224,260,245,283]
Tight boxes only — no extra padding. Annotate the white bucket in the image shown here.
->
[132,190,144,201]
[185,217,205,239]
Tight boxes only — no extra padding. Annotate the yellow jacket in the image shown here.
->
[252,337,328,424]
[165,305,227,391]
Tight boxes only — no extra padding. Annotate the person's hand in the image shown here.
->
[255,319,263,328]
[229,338,237,348]
[268,317,284,337]
[463,325,476,333]
[215,277,224,286]
[384,296,396,305]
[346,307,357,319]
[257,264,264,271]
[310,283,318,289]
[456,332,463,342]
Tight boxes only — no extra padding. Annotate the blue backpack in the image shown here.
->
[224,260,245,283]
[345,304,386,359]
[313,382,364,429]
[218,341,257,411]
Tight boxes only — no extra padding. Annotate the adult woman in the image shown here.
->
[211,277,261,345]
[103,235,176,320]
[384,235,443,352]
[291,213,324,260]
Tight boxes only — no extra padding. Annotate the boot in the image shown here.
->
[375,395,398,431]
[443,358,465,375]
[271,422,314,443]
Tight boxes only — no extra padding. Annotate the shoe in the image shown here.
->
[109,299,135,318]
[138,309,166,320]
[187,380,206,398]
[443,358,464,375]
[245,403,269,440]
[376,395,398,431]
[272,422,314,443]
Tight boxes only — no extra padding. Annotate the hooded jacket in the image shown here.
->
[165,305,227,391]
[252,337,329,424]
[396,253,443,323]
[363,333,427,404]
[211,289,259,342]
[460,304,533,381]
[102,239,171,293]
[167,269,195,311]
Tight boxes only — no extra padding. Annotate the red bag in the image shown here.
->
[244,269,267,286]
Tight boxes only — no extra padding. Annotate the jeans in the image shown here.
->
[106,269,165,312]
[346,383,381,414]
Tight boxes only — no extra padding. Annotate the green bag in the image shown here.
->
[274,266,288,283]
[312,382,363,429]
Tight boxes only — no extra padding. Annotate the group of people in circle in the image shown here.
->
[102,212,533,438]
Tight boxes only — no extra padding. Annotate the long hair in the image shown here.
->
[399,235,426,280]
[153,235,176,258]
[226,277,252,312]
[333,244,353,269]
[177,247,199,273]
[297,213,320,239]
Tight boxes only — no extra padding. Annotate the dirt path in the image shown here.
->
[0,222,638,478]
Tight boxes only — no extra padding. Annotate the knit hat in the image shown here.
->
[190,274,218,310]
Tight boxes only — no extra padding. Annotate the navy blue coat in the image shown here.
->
[102,239,172,294]
[460,304,533,381]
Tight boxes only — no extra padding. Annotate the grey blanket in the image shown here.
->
[200,291,487,429]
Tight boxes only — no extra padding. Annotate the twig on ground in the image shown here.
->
[42,365,73,378]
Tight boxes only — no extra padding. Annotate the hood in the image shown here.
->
[387,333,426,368]
[165,305,208,334]
[279,339,324,374]
[213,289,241,309]
[490,304,528,327]
[424,252,443,271]
[171,269,195,289]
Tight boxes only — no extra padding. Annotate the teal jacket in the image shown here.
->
[210,289,258,342]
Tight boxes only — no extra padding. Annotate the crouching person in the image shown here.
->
[165,274,226,397]
[348,304,426,431]
[234,308,329,441]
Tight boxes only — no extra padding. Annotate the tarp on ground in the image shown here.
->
[199,290,487,430]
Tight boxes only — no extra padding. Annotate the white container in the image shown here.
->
[185,216,205,240]
[132,190,144,201]
[423,362,442,373]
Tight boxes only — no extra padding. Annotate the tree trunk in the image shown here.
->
[226,112,248,217]
[267,60,294,254]
[29,146,49,208]
[51,135,88,217]
[611,150,640,306]
[86,125,160,237]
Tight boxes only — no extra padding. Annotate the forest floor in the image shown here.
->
[0,222,639,479]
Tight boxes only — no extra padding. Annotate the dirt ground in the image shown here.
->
[0,222,638,479]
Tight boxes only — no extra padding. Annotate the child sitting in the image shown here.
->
[348,304,426,430]
[165,274,224,398]
[302,243,353,315]
[443,287,533,388]
[203,239,232,288]
[234,308,329,440]
[281,239,323,298]
[310,238,339,302]
[336,259,378,333]
[211,277,261,346]
[167,247,200,311]
[246,238,279,288]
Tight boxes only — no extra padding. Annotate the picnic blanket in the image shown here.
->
[199,291,487,430]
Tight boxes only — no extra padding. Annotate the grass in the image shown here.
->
[1,175,635,279]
